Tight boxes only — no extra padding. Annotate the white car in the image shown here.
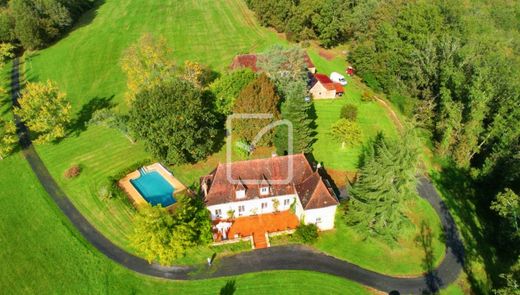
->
[330,72,347,85]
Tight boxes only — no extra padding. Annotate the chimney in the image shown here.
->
[202,179,208,196]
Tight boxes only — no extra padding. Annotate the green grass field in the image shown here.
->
[25,0,283,254]
[0,153,370,294]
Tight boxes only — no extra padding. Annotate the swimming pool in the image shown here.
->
[130,171,176,207]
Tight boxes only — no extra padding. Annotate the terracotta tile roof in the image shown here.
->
[230,54,260,72]
[303,52,315,69]
[313,73,336,91]
[296,172,339,209]
[202,154,339,210]
[333,82,344,93]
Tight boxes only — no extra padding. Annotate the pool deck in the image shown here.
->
[118,163,187,208]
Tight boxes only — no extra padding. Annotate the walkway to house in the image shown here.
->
[227,211,299,249]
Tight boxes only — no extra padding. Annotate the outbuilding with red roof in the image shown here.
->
[309,73,344,99]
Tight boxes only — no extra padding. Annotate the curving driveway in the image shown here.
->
[10,58,464,294]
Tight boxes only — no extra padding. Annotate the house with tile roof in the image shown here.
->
[200,154,339,247]
[309,73,344,99]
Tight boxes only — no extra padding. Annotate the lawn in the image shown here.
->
[305,49,398,171]
[272,196,446,276]
[24,0,283,254]
[0,153,371,295]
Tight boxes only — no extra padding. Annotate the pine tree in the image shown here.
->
[274,80,315,155]
[232,73,280,146]
[346,131,420,242]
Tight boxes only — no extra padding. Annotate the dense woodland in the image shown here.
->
[0,0,94,49]
[249,0,520,291]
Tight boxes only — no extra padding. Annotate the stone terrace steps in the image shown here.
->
[253,232,268,249]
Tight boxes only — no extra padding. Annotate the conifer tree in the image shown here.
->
[274,80,314,155]
[232,73,280,146]
[346,131,420,242]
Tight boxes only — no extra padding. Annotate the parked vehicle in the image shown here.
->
[330,72,347,85]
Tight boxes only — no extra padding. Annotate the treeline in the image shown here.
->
[244,0,351,47]
[348,0,520,193]
[345,0,520,289]
[0,0,94,50]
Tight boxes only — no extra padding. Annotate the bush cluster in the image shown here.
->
[294,223,319,244]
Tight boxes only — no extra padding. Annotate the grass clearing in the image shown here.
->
[0,153,370,294]
[306,49,398,171]
[272,197,446,276]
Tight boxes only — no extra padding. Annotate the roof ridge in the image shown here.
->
[221,153,306,167]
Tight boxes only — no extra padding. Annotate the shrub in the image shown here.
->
[361,91,375,102]
[64,165,81,179]
[294,223,319,244]
[340,104,358,121]
[96,183,113,200]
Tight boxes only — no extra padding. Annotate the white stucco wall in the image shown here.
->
[302,205,337,230]
[207,192,338,231]
[207,194,299,220]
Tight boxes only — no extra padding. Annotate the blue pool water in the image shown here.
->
[130,171,176,207]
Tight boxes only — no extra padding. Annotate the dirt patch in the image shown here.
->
[319,49,336,60]
[326,169,357,188]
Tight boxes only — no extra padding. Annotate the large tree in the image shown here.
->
[210,69,256,116]
[0,118,17,159]
[120,33,176,104]
[232,73,280,146]
[330,119,362,149]
[7,0,92,50]
[257,45,308,88]
[129,78,219,164]
[346,132,420,242]
[14,81,72,143]
[491,188,520,239]
[274,80,315,155]
[130,194,212,265]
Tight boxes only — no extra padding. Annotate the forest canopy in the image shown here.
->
[0,0,94,49]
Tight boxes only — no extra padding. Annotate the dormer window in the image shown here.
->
[260,186,269,195]
[259,174,270,196]
[236,189,246,199]
[235,179,246,199]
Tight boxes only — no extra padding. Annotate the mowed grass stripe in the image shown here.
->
[25,0,282,251]
[36,127,147,250]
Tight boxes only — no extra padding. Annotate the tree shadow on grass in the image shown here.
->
[45,0,107,48]
[68,95,115,136]
[417,221,442,294]
[431,163,501,294]
[219,279,236,295]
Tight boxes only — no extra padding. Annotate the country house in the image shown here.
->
[200,154,339,248]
